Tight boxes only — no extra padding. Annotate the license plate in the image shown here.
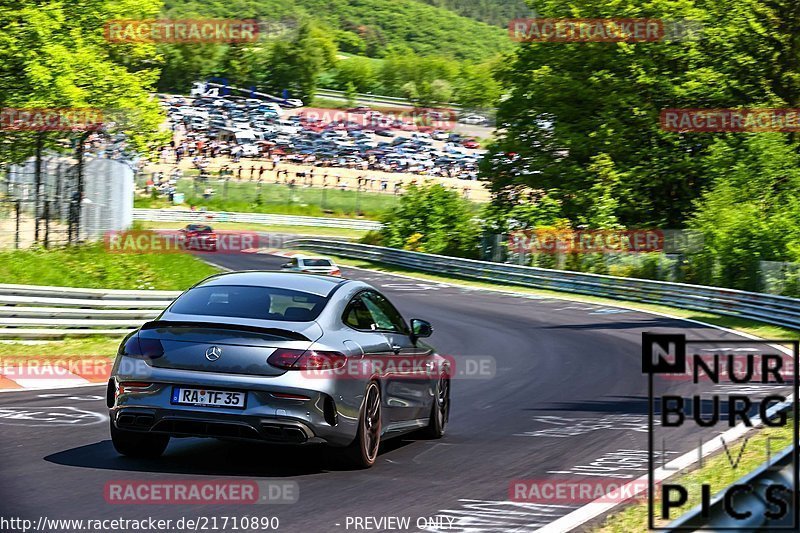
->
[171,387,247,409]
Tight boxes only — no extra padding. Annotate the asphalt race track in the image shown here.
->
[0,252,789,532]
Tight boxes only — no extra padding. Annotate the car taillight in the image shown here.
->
[120,334,164,359]
[118,382,153,395]
[267,349,346,370]
[331,269,341,276]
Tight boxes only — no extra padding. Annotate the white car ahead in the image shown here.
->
[281,256,342,276]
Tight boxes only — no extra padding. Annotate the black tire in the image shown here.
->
[110,419,169,458]
[341,382,382,468]
[421,374,449,439]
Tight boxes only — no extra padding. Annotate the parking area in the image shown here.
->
[148,93,493,202]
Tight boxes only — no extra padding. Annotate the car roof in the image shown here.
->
[195,271,347,296]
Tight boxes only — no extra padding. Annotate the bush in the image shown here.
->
[379,183,479,258]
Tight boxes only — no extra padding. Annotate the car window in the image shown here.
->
[303,259,333,267]
[343,296,377,330]
[169,285,327,321]
[361,291,408,333]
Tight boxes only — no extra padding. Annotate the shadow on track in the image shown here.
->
[43,436,417,477]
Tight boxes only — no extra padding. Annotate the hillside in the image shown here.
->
[415,0,534,27]
[163,0,513,60]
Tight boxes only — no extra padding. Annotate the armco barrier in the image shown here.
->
[315,88,462,110]
[4,240,800,336]
[0,284,179,338]
[133,208,383,231]
[284,239,800,330]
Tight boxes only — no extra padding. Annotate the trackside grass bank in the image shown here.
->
[594,418,794,531]
[0,242,219,290]
[134,220,369,239]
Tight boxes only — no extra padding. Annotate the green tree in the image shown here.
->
[455,60,502,109]
[262,21,337,101]
[688,135,800,292]
[0,0,166,161]
[379,183,480,257]
[483,0,798,227]
[334,57,378,93]
[344,81,357,107]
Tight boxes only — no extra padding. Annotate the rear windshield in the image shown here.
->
[186,224,211,232]
[302,259,333,267]
[169,285,327,322]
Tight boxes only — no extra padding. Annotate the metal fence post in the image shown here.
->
[43,200,50,249]
[14,200,20,249]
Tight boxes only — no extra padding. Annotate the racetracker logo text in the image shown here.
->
[510,18,664,42]
[104,230,258,254]
[661,108,800,132]
[104,480,298,504]
[104,20,260,43]
[0,108,104,131]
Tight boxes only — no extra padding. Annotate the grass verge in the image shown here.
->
[0,242,220,290]
[0,335,125,357]
[134,180,400,220]
[595,416,794,531]
[134,220,369,239]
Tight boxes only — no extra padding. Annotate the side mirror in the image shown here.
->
[410,318,433,338]
[282,262,292,269]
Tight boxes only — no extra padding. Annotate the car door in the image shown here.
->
[360,290,434,424]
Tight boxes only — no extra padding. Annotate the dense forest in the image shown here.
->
[163,0,512,59]
[158,0,512,106]
[478,0,800,292]
[415,0,534,27]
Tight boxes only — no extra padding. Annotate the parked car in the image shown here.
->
[461,138,480,149]
[459,114,489,125]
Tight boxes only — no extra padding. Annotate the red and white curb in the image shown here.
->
[0,358,111,391]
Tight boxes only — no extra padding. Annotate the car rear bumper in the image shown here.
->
[111,405,323,445]
[108,360,367,447]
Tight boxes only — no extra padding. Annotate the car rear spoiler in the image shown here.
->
[140,320,310,341]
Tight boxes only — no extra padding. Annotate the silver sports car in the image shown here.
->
[107,271,450,468]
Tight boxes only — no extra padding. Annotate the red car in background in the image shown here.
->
[179,224,217,251]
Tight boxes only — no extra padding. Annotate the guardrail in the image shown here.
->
[0,284,178,338]
[284,239,800,330]
[667,444,796,530]
[132,208,383,231]
[315,88,463,110]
